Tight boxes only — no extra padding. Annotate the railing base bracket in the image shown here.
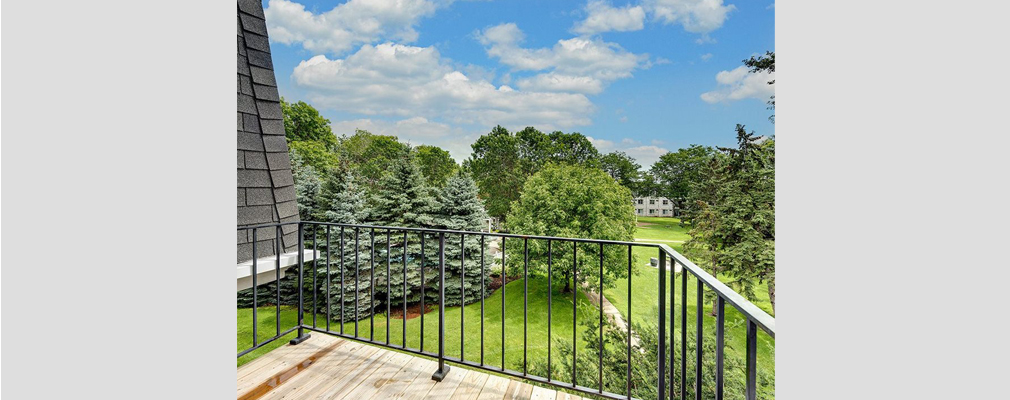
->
[431,366,451,382]
[288,334,311,345]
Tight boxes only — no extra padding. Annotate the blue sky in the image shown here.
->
[263,0,775,167]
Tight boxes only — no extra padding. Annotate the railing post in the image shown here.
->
[432,232,451,381]
[290,222,311,345]
[658,250,667,400]
[746,320,757,400]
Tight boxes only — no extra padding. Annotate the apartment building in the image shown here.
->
[632,196,676,217]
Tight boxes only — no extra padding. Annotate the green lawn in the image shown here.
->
[238,277,600,368]
[609,216,775,376]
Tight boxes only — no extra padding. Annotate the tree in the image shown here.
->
[600,151,642,193]
[743,51,775,123]
[367,156,441,306]
[466,125,524,221]
[431,172,491,305]
[289,150,322,221]
[337,130,411,188]
[289,140,339,175]
[280,98,337,149]
[684,125,775,313]
[414,145,458,188]
[650,145,716,220]
[468,125,602,223]
[316,170,375,322]
[506,164,636,292]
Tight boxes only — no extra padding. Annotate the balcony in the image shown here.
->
[237,221,775,400]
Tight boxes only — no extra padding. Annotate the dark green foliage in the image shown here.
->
[414,144,458,188]
[337,130,411,189]
[467,125,602,222]
[529,316,774,400]
[431,172,491,305]
[280,97,337,149]
[290,150,322,221]
[650,145,717,221]
[685,126,775,311]
[506,164,636,293]
[600,151,642,194]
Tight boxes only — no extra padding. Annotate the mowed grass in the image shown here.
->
[608,216,775,375]
[238,277,599,368]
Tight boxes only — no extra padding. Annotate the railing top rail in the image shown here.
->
[293,221,651,247]
[658,243,776,337]
[237,221,301,231]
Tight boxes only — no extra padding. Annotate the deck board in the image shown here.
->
[237,334,566,400]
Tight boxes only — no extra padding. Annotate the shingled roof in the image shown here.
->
[237,0,298,263]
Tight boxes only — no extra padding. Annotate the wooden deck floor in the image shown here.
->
[237,334,585,400]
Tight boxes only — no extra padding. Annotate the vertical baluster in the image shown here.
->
[716,297,725,400]
[326,226,331,332]
[312,225,317,329]
[626,245,631,400]
[291,223,309,345]
[746,320,757,400]
[696,278,703,400]
[572,241,577,387]
[432,232,450,381]
[670,259,676,400]
[276,226,281,338]
[402,231,407,348]
[547,239,552,382]
[461,233,466,361]
[387,229,391,345]
[658,250,667,400]
[523,237,528,376]
[340,226,345,334]
[421,233,426,352]
[501,237,505,371]
[681,265,687,400]
[480,235,485,366]
[252,228,258,346]
[598,242,604,393]
[370,228,375,341]
[355,227,359,338]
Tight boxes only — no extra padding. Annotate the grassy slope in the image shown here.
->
[239,277,599,368]
[606,216,775,374]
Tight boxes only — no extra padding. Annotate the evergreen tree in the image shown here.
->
[290,150,321,221]
[313,171,375,322]
[368,156,441,308]
[432,172,492,306]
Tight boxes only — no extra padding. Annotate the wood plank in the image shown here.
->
[238,334,337,380]
[475,375,512,400]
[307,346,401,399]
[554,393,583,400]
[528,385,556,400]
[237,335,340,395]
[390,358,443,400]
[338,351,416,400]
[420,367,470,399]
[256,340,376,400]
[504,380,535,400]
[449,370,490,400]
[365,355,433,400]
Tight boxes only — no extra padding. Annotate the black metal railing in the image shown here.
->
[237,221,775,400]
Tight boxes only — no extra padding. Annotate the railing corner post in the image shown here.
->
[290,221,311,345]
[432,231,451,381]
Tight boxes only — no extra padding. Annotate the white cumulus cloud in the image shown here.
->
[645,0,736,34]
[573,1,647,35]
[292,42,596,130]
[264,0,441,55]
[476,23,650,94]
[588,136,670,168]
[700,65,775,104]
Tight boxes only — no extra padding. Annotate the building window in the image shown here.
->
[637,199,643,204]
[662,210,668,215]
[649,209,655,214]
[662,199,668,205]
[649,199,655,204]
[636,209,642,214]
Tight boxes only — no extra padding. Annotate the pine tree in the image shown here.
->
[367,156,441,308]
[432,172,492,306]
[313,171,375,322]
[290,150,321,221]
